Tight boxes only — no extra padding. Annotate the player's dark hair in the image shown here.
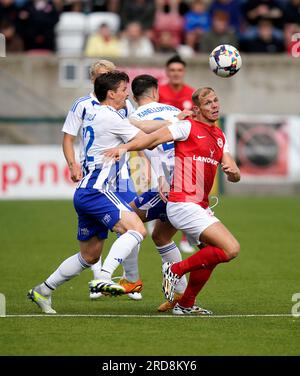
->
[94,71,129,102]
[166,54,186,67]
[131,74,158,99]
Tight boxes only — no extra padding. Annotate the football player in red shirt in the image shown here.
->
[104,87,241,315]
[159,54,195,253]
[159,54,195,111]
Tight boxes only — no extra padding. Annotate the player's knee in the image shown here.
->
[83,253,99,265]
[151,229,168,247]
[134,224,147,239]
[227,240,240,260]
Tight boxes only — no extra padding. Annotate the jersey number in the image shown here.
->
[154,117,174,151]
[83,126,95,162]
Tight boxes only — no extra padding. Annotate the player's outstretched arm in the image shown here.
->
[62,133,82,182]
[129,117,170,133]
[104,127,174,161]
[221,152,240,182]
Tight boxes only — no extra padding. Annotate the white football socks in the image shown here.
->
[99,230,143,280]
[156,241,187,294]
[122,244,140,282]
[38,252,92,296]
[91,256,102,280]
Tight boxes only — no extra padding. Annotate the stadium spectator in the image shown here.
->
[200,10,239,53]
[103,86,241,315]
[284,0,300,25]
[19,0,60,52]
[240,18,285,53]
[159,54,195,254]
[209,0,241,33]
[60,0,83,12]
[242,0,284,30]
[155,30,178,53]
[119,0,156,33]
[152,0,184,50]
[0,19,24,52]
[184,0,211,52]
[84,22,121,57]
[119,21,154,57]
[90,0,120,13]
[0,0,21,25]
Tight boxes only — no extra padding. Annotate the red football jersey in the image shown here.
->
[159,83,194,110]
[168,118,227,208]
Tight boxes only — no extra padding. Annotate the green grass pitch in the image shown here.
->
[0,197,299,355]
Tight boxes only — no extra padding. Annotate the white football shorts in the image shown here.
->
[166,201,220,245]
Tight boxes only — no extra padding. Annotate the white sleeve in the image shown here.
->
[112,117,140,143]
[61,102,84,136]
[167,120,192,141]
[223,134,230,154]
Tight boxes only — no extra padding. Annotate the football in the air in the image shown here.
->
[209,44,242,78]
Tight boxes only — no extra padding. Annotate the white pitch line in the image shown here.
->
[1,313,295,318]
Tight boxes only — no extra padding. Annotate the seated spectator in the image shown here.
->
[209,0,241,33]
[90,0,120,13]
[0,19,24,52]
[120,0,156,34]
[18,0,60,51]
[200,10,238,53]
[284,0,300,25]
[61,1,83,12]
[242,0,284,30]
[0,0,24,36]
[119,21,154,57]
[152,0,185,50]
[84,23,121,57]
[240,18,285,53]
[155,30,178,53]
[184,0,211,52]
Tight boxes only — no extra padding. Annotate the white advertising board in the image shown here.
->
[0,146,77,199]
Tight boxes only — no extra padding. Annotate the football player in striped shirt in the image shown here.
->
[61,59,144,300]
[28,71,149,314]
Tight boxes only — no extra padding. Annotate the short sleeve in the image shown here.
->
[112,117,140,143]
[167,120,191,141]
[61,102,83,136]
[223,134,230,154]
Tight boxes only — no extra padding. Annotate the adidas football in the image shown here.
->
[209,44,242,78]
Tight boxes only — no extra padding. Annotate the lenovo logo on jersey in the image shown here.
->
[192,155,218,166]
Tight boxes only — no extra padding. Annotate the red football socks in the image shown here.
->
[171,245,229,277]
[179,266,215,308]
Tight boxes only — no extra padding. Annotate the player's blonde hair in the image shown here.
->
[89,60,116,81]
[192,87,215,106]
